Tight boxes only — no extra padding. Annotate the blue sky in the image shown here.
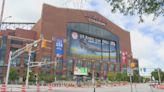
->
[1,0,164,76]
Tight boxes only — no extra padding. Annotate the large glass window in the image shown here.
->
[110,41,117,62]
[67,60,73,71]
[75,60,82,67]
[95,62,100,72]
[56,61,62,70]
[0,38,2,46]
[10,48,20,67]
[102,40,110,61]
[67,23,120,63]
[10,39,23,45]
[103,63,107,71]
[24,53,28,67]
[67,23,121,74]
[86,61,92,72]
[115,64,120,72]
[109,64,115,72]
[0,35,7,65]
[0,67,2,74]
[41,55,51,68]
[24,52,36,67]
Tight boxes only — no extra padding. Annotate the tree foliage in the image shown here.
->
[108,72,130,81]
[29,72,36,82]
[105,0,164,22]
[151,69,164,82]
[107,72,142,82]
[39,73,55,83]
[9,67,19,81]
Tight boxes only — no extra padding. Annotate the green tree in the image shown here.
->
[39,73,55,83]
[107,72,142,83]
[133,74,140,83]
[9,67,19,82]
[105,0,164,22]
[121,72,129,81]
[29,72,36,82]
[151,69,164,82]
[116,72,122,81]
[107,72,116,81]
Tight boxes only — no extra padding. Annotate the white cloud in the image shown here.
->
[131,30,161,67]
[86,0,164,74]
[157,42,164,61]
[1,0,92,22]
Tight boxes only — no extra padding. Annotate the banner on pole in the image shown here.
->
[121,52,126,64]
[55,38,64,59]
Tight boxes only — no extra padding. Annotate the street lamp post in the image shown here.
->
[5,39,40,87]
[25,49,32,88]
[92,60,96,92]
[0,0,6,31]
[129,71,133,92]
[54,57,57,82]
[127,52,133,92]
[0,16,12,31]
[5,51,12,85]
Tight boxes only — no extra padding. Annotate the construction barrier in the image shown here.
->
[1,84,6,92]
[157,84,164,89]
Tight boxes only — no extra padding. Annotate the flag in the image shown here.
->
[121,52,126,64]
[143,68,146,72]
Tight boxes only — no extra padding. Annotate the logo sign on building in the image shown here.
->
[55,38,64,58]
[85,14,107,26]
[74,67,88,75]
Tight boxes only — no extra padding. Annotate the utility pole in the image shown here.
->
[0,0,5,31]
[128,53,134,92]
[92,62,95,92]
[5,51,12,85]
[54,58,57,82]
[157,68,161,84]
[130,70,133,92]
[25,49,31,88]
[5,39,40,87]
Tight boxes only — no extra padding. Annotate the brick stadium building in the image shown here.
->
[0,4,132,83]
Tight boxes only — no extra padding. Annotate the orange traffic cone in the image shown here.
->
[48,84,52,90]
[21,85,26,92]
[10,87,12,92]
[1,83,6,92]
[36,84,40,92]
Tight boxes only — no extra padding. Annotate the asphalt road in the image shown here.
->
[1,83,163,92]
[49,84,163,92]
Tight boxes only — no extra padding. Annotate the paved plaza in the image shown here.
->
[52,84,163,92]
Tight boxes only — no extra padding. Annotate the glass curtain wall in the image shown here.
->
[67,23,120,80]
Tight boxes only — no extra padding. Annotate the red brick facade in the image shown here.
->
[0,4,132,83]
